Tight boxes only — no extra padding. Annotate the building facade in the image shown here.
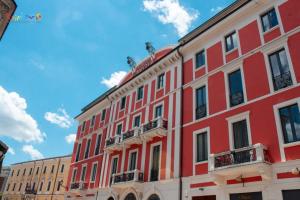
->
[3,155,71,200]
[0,167,11,199]
[0,0,16,40]
[66,0,300,200]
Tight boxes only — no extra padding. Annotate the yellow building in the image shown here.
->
[2,155,71,200]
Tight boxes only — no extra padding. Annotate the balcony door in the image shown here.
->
[150,145,160,181]
[232,120,249,149]
[128,151,137,171]
[282,189,300,200]
[111,157,118,175]
[230,192,262,200]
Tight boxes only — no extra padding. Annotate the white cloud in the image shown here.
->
[210,6,223,13]
[101,71,127,88]
[143,0,198,37]
[0,86,45,143]
[44,108,72,128]
[65,133,76,144]
[22,145,44,160]
[8,146,15,155]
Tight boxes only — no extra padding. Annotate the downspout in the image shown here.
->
[176,46,184,200]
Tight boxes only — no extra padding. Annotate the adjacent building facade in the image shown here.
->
[66,0,300,200]
[0,0,16,40]
[0,167,11,199]
[3,155,71,200]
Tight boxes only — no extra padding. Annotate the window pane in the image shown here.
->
[280,104,300,143]
[279,50,289,73]
[196,132,208,162]
[269,9,278,28]
[232,32,238,49]
[195,86,206,119]
[226,35,232,51]
[196,50,205,68]
[155,105,162,118]
[117,124,122,135]
[262,15,270,31]
[134,116,140,127]
[229,70,244,107]
[129,152,137,171]
[232,120,249,149]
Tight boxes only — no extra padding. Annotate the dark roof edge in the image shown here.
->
[75,45,179,119]
[179,0,251,45]
[11,154,72,166]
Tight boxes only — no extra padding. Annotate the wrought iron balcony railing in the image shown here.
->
[111,170,144,185]
[122,128,140,141]
[209,143,270,172]
[25,187,37,195]
[150,169,159,182]
[70,182,79,190]
[142,117,167,133]
[273,71,293,91]
[105,135,121,147]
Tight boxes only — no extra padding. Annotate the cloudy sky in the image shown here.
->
[0,0,234,165]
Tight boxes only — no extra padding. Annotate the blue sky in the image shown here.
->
[0,0,234,165]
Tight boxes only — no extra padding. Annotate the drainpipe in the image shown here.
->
[176,47,184,200]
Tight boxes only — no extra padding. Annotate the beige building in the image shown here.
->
[2,155,71,200]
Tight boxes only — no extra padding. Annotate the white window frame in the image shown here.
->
[194,49,206,70]
[101,108,107,122]
[193,127,210,176]
[120,96,127,111]
[90,162,98,183]
[133,114,142,128]
[84,137,92,160]
[192,78,209,122]
[223,30,241,55]
[148,141,162,182]
[136,85,144,102]
[90,115,96,128]
[115,122,123,136]
[259,7,280,34]
[263,44,296,93]
[127,149,139,172]
[156,73,165,90]
[273,97,300,162]
[75,142,82,162]
[80,164,87,182]
[110,155,119,179]
[81,121,86,132]
[226,111,252,150]
[94,133,102,156]
[153,102,164,120]
[224,63,248,109]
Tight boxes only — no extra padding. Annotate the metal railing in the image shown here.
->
[150,169,159,182]
[273,71,292,90]
[25,187,37,195]
[70,182,79,190]
[105,135,121,147]
[209,143,270,171]
[142,117,168,133]
[112,170,144,185]
[122,128,140,141]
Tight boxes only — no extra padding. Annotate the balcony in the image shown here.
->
[140,117,168,141]
[70,182,79,190]
[122,128,142,146]
[70,182,88,190]
[111,170,144,188]
[105,135,122,153]
[209,143,272,185]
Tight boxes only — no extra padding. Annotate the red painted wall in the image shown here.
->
[208,72,227,114]
[287,32,300,83]
[183,59,193,84]
[279,0,300,33]
[239,20,261,54]
[207,41,224,72]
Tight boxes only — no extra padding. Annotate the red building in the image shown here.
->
[66,0,300,200]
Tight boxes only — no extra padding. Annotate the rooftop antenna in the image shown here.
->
[127,56,136,70]
[145,42,156,58]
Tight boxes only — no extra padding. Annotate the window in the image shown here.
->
[12,183,16,191]
[269,49,292,91]
[261,8,278,32]
[57,181,61,191]
[120,96,126,110]
[279,104,300,144]
[72,169,77,183]
[6,184,10,191]
[137,86,144,100]
[95,134,102,155]
[84,139,91,159]
[150,145,160,182]
[116,124,122,135]
[47,181,51,191]
[81,166,87,182]
[36,167,39,175]
[195,50,205,68]
[157,73,164,89]
[155,105,163,118]
[43,166,47,174]
[228,69,244,107]
[18,183,22,191]
[60,164,64,173]
[225,31,238,52]
[232,120,249,149]
[91,115,96,127]
[196,132,208,162]
[75,143,81,162]
[91,163,98,182]
[17,169,20,176]
[39,182,43,191]
[11,170,14,177]
[129,151,137,171]
[111,157,118,175]
[23,169,26,176]
[134,115,141,128]
[282,189,300,200]
[195,86,207,119]
[51,165,54,173]
[101,109,106,121]
[81,121,86,132]
[29,168,32,175]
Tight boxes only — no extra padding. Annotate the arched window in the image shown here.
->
[108,197,114,200]
[148,194,160,200]
[124,193,137,200]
